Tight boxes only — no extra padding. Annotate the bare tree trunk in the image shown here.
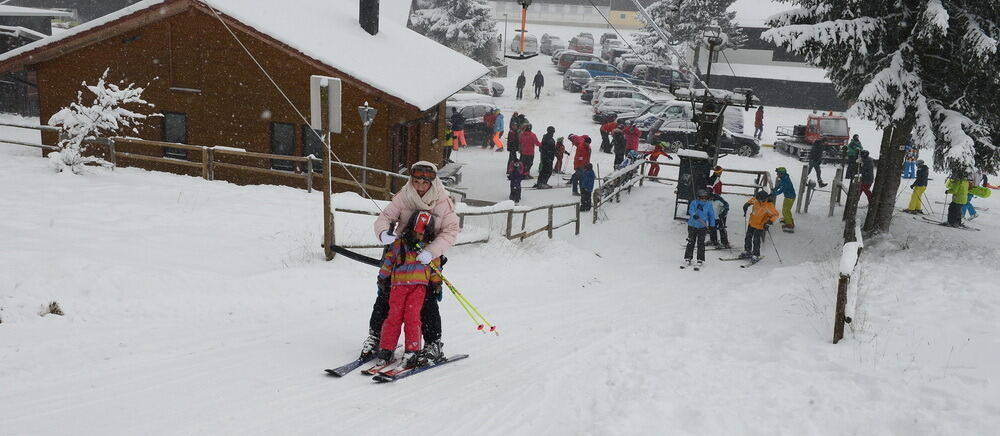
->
[862,117,914,234]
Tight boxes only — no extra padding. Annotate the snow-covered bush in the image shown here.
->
[409,0,499,66]
[47,68,157,174]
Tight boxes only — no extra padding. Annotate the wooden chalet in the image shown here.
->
[0,0,489,193]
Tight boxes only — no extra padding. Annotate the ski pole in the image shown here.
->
[427,262,499,335]
[765,226,783,264]
[922,191,934,214]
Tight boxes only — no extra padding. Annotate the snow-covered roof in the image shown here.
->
[0,5,73,18]
[0,0,488,111]
[712,62,830,83]
[728,0,791,28]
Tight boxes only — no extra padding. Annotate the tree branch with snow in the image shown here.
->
[47,69,157,174]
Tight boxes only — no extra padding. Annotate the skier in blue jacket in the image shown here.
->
[491,111,505,151]
[770,167,797,231]
[684,189,717,266]
[578,163,597,212]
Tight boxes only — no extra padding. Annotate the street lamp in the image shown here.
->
[357,101,377,186]
[702,24,724,87]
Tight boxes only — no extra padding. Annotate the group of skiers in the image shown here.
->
[682,166,792,267]
[598,114,643,168]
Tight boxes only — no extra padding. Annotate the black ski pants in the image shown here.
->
[614,151,624,168]
[368,278,442,344]
[600,131,611,153]
[685,226,708,261]
[534,86,542,98]
[744,226,765,256]
[537,152,554,186]
[579,189,593,211]
[516,87,524,99]
[709,214,730,246]
[521,154,535,176]
[947,202,963,226]
[807,160,823,183]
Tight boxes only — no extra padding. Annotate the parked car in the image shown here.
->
[613,99,679,126]
[557,52,602,72]
[607,47,630,65]
[575,61,631,79]
[509,33,539,55]
[445,99,500,147]
[592,88,653,110]
[540,36,566,55]
[490,80,505,97]
[599,32,618,45]
[619,57,651,75]
[563,69,593,92]
[633,102,691,135]
[632,64,690,89]
[459,77,505,97]
[580,77,634,102]
[594,97,654,119]
[551,48,574,64]
[600,39,625,60]
[568,35,595,54]
[648,120,760,157]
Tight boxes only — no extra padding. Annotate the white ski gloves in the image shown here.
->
[416,250,434,265]
[379,231,397,245]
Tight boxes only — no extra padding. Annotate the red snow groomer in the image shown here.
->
[774,112,850,162]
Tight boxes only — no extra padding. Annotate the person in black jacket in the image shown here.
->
[903,160,930,214]
[532,71,544,99]
[611,127,626,168]
[859,150,875,202]
[516,71,526,100]
[535,126,556,188]
[449,108,467,149]
[807,142,828,187]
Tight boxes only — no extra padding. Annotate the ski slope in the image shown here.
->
[2,25,999,435]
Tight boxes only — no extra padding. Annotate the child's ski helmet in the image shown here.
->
[755,190,769,201]
[403,211,436,245]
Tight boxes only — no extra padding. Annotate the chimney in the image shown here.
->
[359,0,379,36]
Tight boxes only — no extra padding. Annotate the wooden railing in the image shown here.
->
[333,201,581,249]
[0,123,466,202]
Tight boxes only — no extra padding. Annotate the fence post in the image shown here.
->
[505,210,513,240]
[305,156,314,193]
[201,147,210,180]
[833,274,850,344]
[547,205,553,239]
[206,148,215,180]
[323,132,335,260]
[796,164,808,213]
[833,167,844,204]
[459,214,465,229]
[592,187,600,224]
[575,203,580,235]
[639,162,645,187]
[804,182,814,214]
[829,168,843,217]
[107,139,117,170]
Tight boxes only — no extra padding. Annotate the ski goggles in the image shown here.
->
[410,166,437,182]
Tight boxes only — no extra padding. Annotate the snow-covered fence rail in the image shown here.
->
[834,225,864,344]
[592,160,645,223]
[333,201,580,249]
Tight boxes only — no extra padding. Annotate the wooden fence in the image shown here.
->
[333,201,581,249]
[0,122,466,202]
[833,173,864,344]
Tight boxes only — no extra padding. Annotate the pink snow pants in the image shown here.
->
[379,284,426,352]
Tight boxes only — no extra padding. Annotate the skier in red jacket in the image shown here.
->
[568,134,592,196]
[519,124,540,178]
[599,117,617,153]
[623,123,641,152]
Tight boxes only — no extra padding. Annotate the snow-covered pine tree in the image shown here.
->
[48,68,157,174]
[763,0,999,234]
[634,0,744,74]
[408,0,499,66]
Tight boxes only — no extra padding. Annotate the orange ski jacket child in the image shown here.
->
[744,197,780,230]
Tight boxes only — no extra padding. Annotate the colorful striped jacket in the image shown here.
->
[378,239,442,286]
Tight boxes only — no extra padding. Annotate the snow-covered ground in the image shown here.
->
[2,23,998,435]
